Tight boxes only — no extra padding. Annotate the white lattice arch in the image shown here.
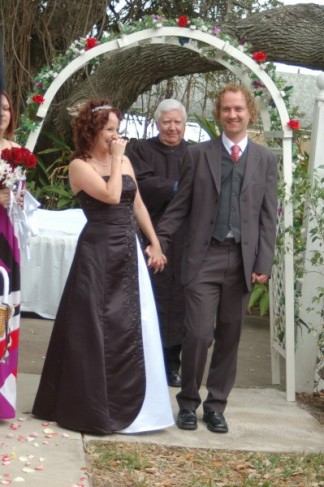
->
[25,26,295,401]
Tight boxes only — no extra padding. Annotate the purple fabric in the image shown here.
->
[0,393,15,418]
[0,206,20,264]
[0,347,19,388]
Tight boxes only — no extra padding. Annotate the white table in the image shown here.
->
[21,209,86,319]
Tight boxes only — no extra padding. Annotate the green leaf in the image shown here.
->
[260,293,270,316]
[248,283,268,309]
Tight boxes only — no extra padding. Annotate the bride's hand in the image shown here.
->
[145,244,167,274]
[110,137,128,158]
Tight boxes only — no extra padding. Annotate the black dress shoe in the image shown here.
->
[167,370,181,387]
[203,411,228,433]
[176,409,197,430]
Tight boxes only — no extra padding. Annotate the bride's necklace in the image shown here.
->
[92,156,110,167]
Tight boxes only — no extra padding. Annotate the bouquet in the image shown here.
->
[0,147,39,259]
[0,146,37,189]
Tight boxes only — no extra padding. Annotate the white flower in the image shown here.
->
[201,25,207,32]
[190,25,196,30]
[0,159,26,189]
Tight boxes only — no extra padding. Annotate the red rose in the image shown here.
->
[0,148,11,162]
[85,38,97,50]
[252,51,267,63]
[1,147,38,168]
[10,147,25,165]
[177,16,189,27]
[25,152,38,168]
[288,119,301,130]
[32,94,45,104]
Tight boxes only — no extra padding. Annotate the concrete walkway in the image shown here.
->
[0,315,323,487]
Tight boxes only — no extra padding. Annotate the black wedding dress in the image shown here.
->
[32,175,173,434]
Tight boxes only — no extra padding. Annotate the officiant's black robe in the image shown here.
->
[127,136,189,348]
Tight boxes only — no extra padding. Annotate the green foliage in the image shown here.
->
[248,283,270,316]
[289,148,324,384]
[193,113,220,139]
[27,131,78,210]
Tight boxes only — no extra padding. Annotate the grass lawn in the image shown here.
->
[85,441,324,487]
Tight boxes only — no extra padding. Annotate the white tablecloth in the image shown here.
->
[21,209,86,319]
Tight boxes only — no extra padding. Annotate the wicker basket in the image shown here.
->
[0,305,10,336]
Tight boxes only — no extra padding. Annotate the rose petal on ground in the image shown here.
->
[21,468,34,474]
[28,433,38,438]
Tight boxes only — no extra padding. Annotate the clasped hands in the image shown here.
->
[145,244,167,274]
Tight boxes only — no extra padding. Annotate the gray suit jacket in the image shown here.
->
[157,136,278,291]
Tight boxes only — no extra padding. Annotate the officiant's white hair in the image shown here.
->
[154,99,187,123]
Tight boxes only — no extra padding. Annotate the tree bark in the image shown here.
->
[229,3,324,70]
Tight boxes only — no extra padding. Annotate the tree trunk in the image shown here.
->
[229,3,324,70]
[55,3,324,127]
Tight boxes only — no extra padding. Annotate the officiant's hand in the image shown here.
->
[0,188,10,208]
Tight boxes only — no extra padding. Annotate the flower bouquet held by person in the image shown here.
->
[0,140,39,259]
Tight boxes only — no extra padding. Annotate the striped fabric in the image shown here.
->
[0,204,20,419]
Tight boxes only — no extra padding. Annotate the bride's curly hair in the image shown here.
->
[71,98,122,160]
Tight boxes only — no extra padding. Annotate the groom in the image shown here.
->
[152,83,278,434]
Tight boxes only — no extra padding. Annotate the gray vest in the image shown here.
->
[213,145,247,242]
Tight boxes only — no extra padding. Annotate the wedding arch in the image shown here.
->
[24,24,295,401]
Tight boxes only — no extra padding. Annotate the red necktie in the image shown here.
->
[231,144,240,163]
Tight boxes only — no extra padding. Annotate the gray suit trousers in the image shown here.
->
[176,240,250,413]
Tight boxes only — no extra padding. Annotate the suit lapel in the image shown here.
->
[206,138,222,194]
[242,141,259,192]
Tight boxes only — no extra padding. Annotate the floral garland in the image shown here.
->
[16,14,301,145]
